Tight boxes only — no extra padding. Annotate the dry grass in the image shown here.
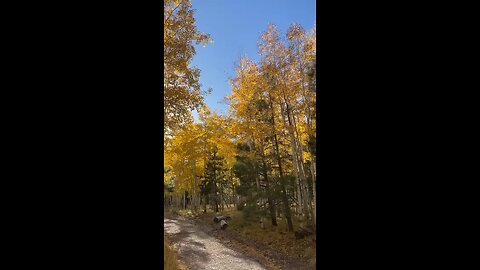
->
[164,237,181,270]
[172,207,203,219]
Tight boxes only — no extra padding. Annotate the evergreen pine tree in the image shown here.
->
[203,146,227,213]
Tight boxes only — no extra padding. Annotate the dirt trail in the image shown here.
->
[164,217,266,270]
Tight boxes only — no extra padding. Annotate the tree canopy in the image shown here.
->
[164,1,316,230]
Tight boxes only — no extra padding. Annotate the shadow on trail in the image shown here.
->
[164,218,211,267]
[164,217,266,270]
[220,250,261,262]
[176,238,210,268]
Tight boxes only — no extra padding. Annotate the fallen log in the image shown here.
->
[294,227,315,239]
[220,220,228,230]
[213,215,231,223]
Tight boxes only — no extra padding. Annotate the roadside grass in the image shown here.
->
[172,207,203,218]
[164,237,181,270]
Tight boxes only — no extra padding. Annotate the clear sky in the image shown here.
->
[191,0,316,120]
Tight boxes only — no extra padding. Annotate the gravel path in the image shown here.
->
[164,218,266,270]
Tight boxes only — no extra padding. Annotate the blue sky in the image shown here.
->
[190,0,316,120]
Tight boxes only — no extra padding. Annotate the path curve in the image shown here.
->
[164,218,266,270]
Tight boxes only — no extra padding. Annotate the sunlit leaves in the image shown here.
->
[164,19,316,224]
[164,0,212,137]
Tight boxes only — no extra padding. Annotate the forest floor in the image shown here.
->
[164,207,316,270]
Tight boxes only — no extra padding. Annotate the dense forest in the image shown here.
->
[164,0,317,233]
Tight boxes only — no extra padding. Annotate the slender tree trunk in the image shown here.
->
[213,151,219,213]
[311,160,317,226]
[220,182,224,211]
[279,101,305,218]
[260,141,277,226]
[291,111,311,224]
[184,190,186,209]
[250,136,265,229]
[193,159,197,211]
[203,195,207,213]
[299,56,317,227]
[269,93,293,232]
[203,122,208,213]
[214,185,218,213]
